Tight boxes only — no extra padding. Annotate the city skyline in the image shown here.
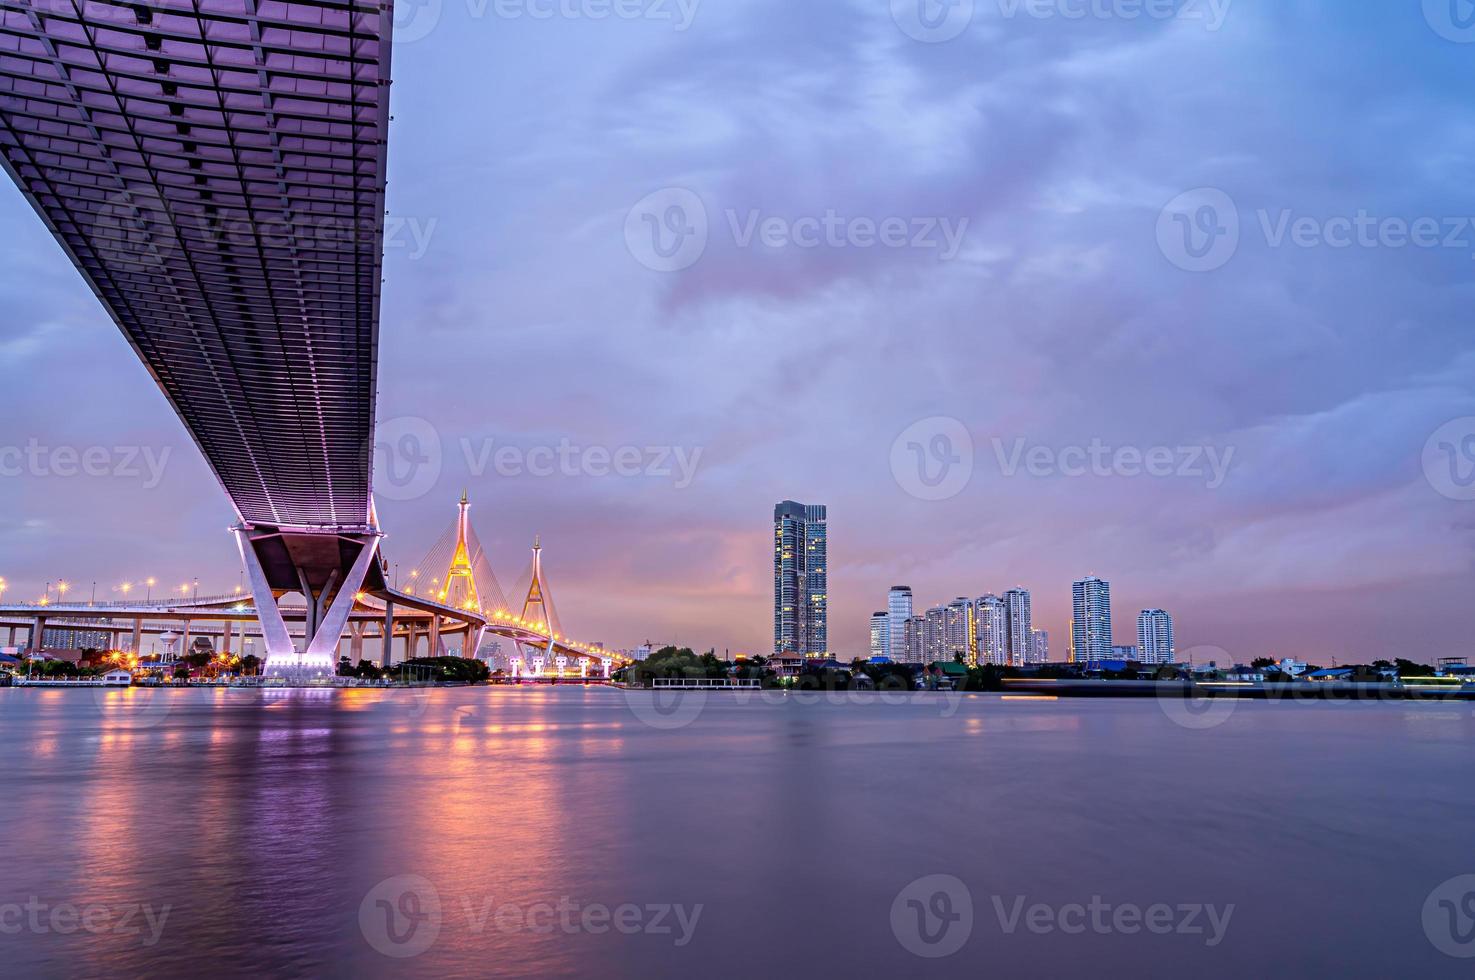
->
[1,3,1471,664]
[868,578,1172,666]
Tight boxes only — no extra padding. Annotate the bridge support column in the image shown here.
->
[7,626,15,647]
[181,619,191,660]
[235,526,382,683]
[429,616,441,659]
[223,620,234,657]
[350,622,365,663]
[29,615,45,654]
[382,601,395,669]
[131,619,142,655]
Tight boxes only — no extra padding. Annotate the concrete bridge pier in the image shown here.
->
[382,601,395,670]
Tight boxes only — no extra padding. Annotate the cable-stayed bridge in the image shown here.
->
[0,493,619,677]
[0,1,616,679]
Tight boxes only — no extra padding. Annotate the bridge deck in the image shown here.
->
[0,0,392,527]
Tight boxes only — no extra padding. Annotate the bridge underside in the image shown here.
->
[0,1,395,679]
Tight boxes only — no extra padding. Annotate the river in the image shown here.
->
[2,686,1472,977]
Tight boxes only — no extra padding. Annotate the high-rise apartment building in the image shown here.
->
[870,612,889,660]
[887,586,913,663]
[1003,588,1032,666]
[1030,628,1049,663]
[945,597,975,664]
[1138,609,1175,665]
[773,501,828,657]
[903,615,925,664]
[1071,576,1112,663]
[975,594,1008,666]
[923,605,948,663]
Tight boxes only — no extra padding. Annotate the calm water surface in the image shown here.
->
[2,686,1473,978]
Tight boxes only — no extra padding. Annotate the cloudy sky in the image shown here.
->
[1,0,1472,662]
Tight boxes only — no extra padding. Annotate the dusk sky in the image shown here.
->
[1,0,1472,663]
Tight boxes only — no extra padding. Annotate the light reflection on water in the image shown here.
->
[0,688,1472,978]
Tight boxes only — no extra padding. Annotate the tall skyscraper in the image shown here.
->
[1138,609,1175,665]
[1030,628,1049,663]
[923,605,948,663]
[1071,576,1112,663]
[870,612,889,660]
[975,594,1008,666]
[773,501,828,657]
[1003,588,1032,666]
[887,586,913,663]
[945,597,975,664]
[903,615,925,664]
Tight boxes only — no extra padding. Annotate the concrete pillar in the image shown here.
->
[428,616,441,658]
[181,619,191,659]
[223,620,234,656]
[382,601,395,669]
[350,621,365,662]
[30,615,45,654]
[7,625,15,647]
[131,618,143,655]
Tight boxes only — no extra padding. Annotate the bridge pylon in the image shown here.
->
[410,493,510,657]
[512,536,562,672]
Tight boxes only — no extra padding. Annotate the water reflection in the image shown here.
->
[0,689,1472,977]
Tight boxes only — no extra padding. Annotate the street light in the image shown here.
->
[56,581,70,602]
[145,577,156,602]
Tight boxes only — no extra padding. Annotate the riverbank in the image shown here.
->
[1001,678,1475,700]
